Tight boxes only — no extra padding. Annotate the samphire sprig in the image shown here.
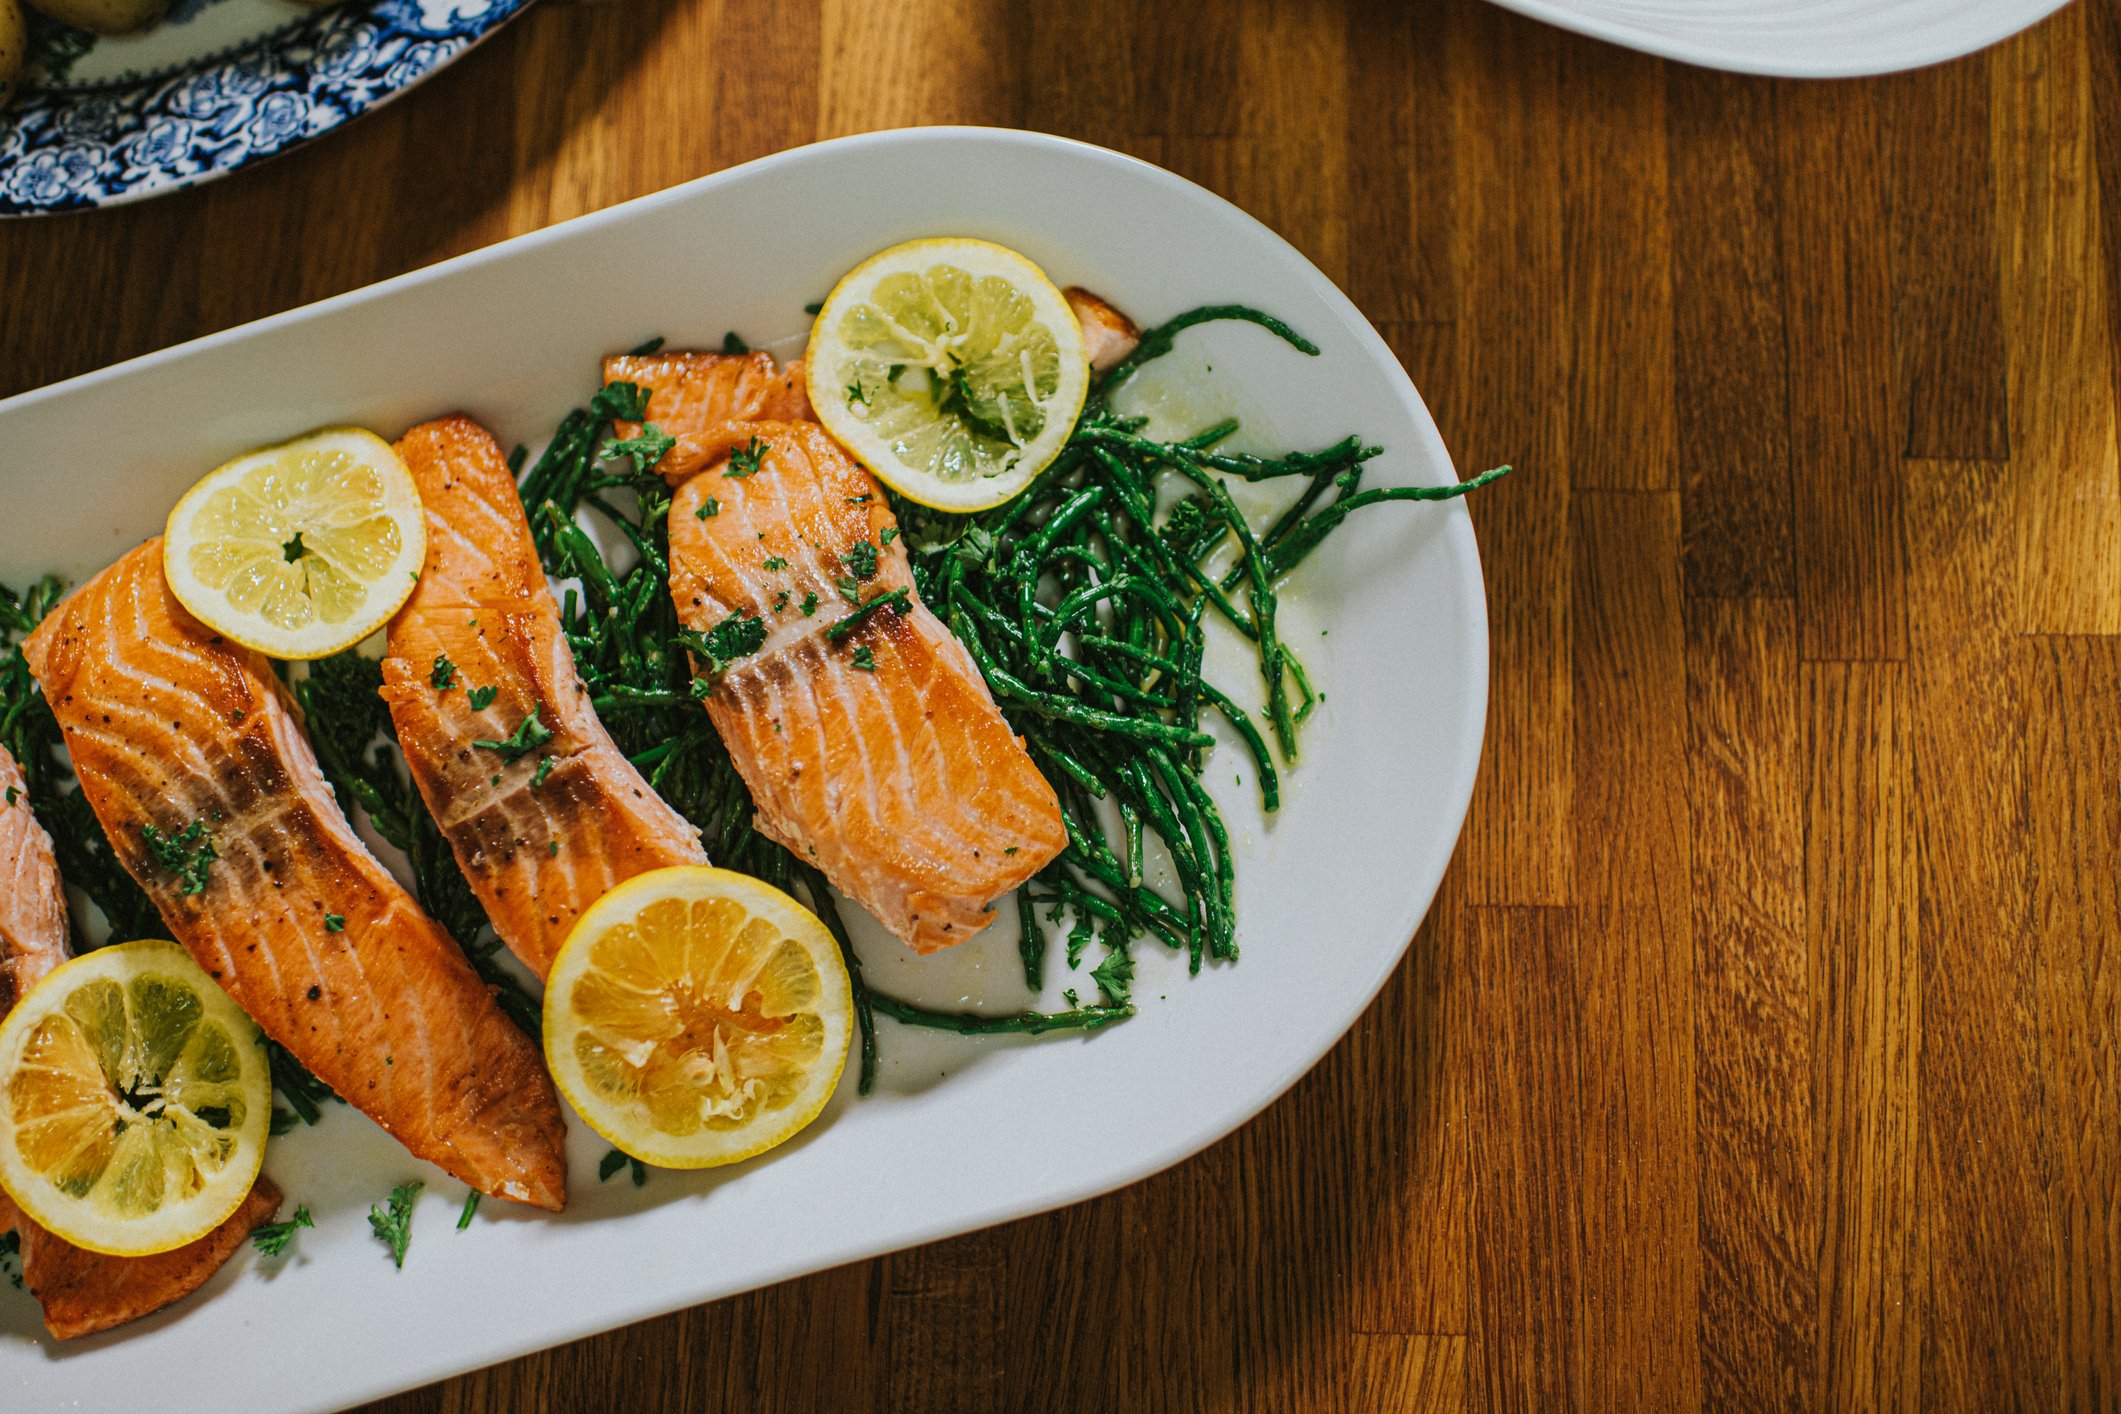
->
[890,304,1508,990]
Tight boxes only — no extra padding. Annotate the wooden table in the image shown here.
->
[6,0,2118,1407]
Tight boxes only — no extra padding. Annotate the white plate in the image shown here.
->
[0,127,1487,1413]
[1488,0,2068,77]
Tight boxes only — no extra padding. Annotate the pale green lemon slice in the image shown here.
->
[163,426,426,659]
[807,237,1090,512]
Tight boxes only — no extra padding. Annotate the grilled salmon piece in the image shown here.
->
[22,544,567,1210]
[0,744,65,1015]
[1063,287,1141,373]
[381,416,706,979]
[662,417,1066,953]
[603,350,814,485]
[1,1181,282,1341]
[1,744,283,1340]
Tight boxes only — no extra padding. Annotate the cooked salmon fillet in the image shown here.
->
[381,416,706,979]
[1,744,283,1340]
[654,408,1067,953]
[603,350,813,485]
[1063,287,1141,373]
[0,744,65,1015]
[1,1181,282,1341]
[22,545,567,1210]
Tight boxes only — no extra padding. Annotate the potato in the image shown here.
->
[24,0,165,37]
[0,0,24,111]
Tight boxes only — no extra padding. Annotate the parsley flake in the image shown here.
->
[800,591,819,616]
[846,381,869,407]
[598,1147,648,1187]
[324,913,345,933]
[530,756,555,790]
[762,555,788,571]
[843,540,879,582]
[724,438,768,478]
[473,706,553,763]
[430,654,458,690]
[695,496,721,519]
[140,820,216,896]
[851,646,877,672]
[601,423,676,477]
[680,613,767,673]
[879,526,899,545]
[251,1206,313,1258]
[590,380,652,423]
[368,1181,422,1269]
[467,685,498,711]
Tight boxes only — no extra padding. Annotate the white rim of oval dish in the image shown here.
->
[0,126,1489,1414]
[1485,0,2072,77]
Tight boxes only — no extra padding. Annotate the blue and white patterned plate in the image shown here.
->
[1,0,530,216]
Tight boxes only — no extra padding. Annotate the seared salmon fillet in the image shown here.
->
[658,413,1066,953]
[1,744,282,1340]
[22,544,567,1210]
[381,416,706,979]
[1,1181,282,1341]
[0,745,65,1015]
[603,350,813,484]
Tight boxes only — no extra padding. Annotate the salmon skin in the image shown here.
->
[604,350,813,485]
[638,369,1066,952]
[382,416,706,979]
[0,744,283,1340]
[23,544,567,1210]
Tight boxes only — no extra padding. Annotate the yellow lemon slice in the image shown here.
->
[543,866,854,1170]
[0,940,271,1257]
[163,426,426,660]
[806,237,1090,512]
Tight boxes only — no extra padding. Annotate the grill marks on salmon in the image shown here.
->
[651,402,1067,953]
[22,544,567,1210]
[381,416,706,980]
[604,350,814,485]
[0,744,284,1340]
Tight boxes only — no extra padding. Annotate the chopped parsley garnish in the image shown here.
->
[879,526,899,545]
[4,787,15,806]
[721,330,750,355]
[762,555,788,571]
[601,424,676,477]
[473,705,553,763]
[695,496,720,519]
[456,1191,480,1231]
[530,756,555,790]
[368,1181,422,1269]
[467,685,498,711]
[843,539,879,582]
[724,438,768,478]
[1090,946,1135,1004]
[598,1147,647,1187]
[800,591,819,616]
[773,589,790,612]
[549,839,560,857]
[140,820,216,896]
[590,380,652,423]
[679,613,767,673]
[252,1206,314,1257]
[430,654,457,690]
[324,913,345,933]
[825,588,911,642]
[851,646,877,671]
[846,381,869,407]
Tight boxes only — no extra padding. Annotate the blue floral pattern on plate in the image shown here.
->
[0,0,529,217]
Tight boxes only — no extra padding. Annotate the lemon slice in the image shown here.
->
[0,940,271,1257]
[163,426,426,660]
[807,237,1091,512]
[543,866,853,1170]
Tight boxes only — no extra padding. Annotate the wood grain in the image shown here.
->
[2,0,2117,1407]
